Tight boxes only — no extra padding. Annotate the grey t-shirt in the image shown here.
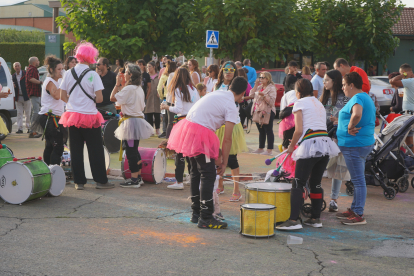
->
[324,91,349,124]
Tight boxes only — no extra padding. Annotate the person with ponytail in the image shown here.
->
[110,64,154,188]
[31,55,66,165]
[59,41,114,190]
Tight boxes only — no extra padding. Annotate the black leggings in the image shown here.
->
[175,153,190,182]
[166,110,176,138]
[289,155,329,220]
[43,131,64,165]
[123,140,141,173]
[256,110,275,149]
[145,113,161,129]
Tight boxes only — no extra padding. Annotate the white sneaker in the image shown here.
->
[167,182,184,190]
[260,150,273,156]
[252,149,264,154]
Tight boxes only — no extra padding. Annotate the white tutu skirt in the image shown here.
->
[292,137,340,161]
[114,117,154,141]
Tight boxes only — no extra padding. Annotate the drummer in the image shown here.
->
[110,63,154,187]
[31,55,67,165]
[59,41,114,190]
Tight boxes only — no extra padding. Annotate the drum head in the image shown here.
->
[0,162,32,204]
[49,165,65,196]
[246,182,292,192]
[152,149,166,184]
[84,146,110,180]
[241,203,275,210]
[103,119,120,153]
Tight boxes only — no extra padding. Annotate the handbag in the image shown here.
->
[242,101,253,120]
[252,110,271,125]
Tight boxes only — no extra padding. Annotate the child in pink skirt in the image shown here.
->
[167,77,247,229]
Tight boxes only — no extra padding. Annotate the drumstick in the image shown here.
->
[265,150,288,165]
[273,153,290,176]
[221,175,260,178]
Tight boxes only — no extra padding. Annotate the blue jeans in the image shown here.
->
[331,178,342,200]
[339,144,374,215]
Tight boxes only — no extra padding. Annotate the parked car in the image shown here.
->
[0,57,17,134]
[370,75,390,84]
[368,76,394,115]
[256,68,286,117]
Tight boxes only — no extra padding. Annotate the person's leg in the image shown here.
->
[83,127,109,185]
[30,96,41,132]
[50,131,64,165]
[239,109,246,127]
[168,153,185,190]
[69,126,87,185]
[122,140,142,187]
[146,113,154,127]
[154,113,161,130]
[43,138,53,165]
[23,100,32,131]
[166,110,176,138]
[329,178,342,212]
[16,98,24,131]
[308,156,329,219]
[253,123,265,153]
[189,156,201,217]
[227,154,241,198]
[265,111,275,150]
[405,136,414,153]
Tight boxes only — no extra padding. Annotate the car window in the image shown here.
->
[369,78,389,86]
[279,72,286,84]
[0,65,7,87]
[377,77,390,84]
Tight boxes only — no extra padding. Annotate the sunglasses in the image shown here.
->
[223,68,236,73]
[259,76,266,79]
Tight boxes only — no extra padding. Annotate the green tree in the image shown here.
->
[306,0,404,65]
[179,0,314,63]
[57,0,191,60]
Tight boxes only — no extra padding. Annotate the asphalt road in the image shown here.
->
[0,121,413,276]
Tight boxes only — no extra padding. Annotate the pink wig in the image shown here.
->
[74,41,99,64]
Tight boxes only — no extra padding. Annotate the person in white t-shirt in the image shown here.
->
[311,62,327,98]
[59,42,114,190]
[161,67,200,190]
[31,55,66,165]
[276,79,339,231]
[110,64,154,188]
[167,77,247,229]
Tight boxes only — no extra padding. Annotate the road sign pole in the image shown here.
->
[210,48,213,66]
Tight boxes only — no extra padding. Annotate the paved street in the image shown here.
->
[0,121,413,276]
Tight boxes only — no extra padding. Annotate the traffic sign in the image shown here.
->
[206,30,219,49]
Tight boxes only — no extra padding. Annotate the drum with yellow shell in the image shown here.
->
[240,204,275,238]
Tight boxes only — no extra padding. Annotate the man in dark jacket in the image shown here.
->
[12,62,31,134]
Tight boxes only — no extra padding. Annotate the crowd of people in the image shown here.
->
[5,40,414,231]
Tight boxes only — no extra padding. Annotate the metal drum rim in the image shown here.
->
[241,203,276,210]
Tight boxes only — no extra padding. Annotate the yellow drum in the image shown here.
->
[246,182,292,223]
[240,204,275,238]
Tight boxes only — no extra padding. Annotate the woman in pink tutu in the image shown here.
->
[167,76,248,229]
[59,41,114,190]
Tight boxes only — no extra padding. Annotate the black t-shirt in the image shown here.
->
[142,72,151,96]
[97,70,116,107]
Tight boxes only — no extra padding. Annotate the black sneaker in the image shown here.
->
[158,132,166,138]
[190,213,200,223]
[16,129,23,134]
[329,200,338,212]
[303,218,323,228]
[120,178,143,188]
[197,217,227,229]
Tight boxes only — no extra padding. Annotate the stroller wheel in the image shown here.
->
[383,187,396,200]
[388,182,399,194]
[321,200,326,212]
[345,181,354,196]
[301,203,312,218]
[411,177,414,189]
[397,177,409,193]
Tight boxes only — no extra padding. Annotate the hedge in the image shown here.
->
[0,43,45,74]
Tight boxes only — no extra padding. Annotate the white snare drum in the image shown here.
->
[48,165,66,196]
[83,146,110,180]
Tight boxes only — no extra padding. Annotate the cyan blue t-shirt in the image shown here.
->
[337,92,375,147]
[243,65,257,88]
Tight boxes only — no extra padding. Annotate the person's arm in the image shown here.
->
[261,86,276,106]
[29,78,42,85]
[389,75,404,88]
[356,67,371,92]
[348,104,363,136]
[311,78,318,97]
[110,77,123,102]
[287,110,303,153]
[46,81,60,100]
[60,90,68,103]
[191,72,200,85]
[217,121,235,175]
[95,90,103,103]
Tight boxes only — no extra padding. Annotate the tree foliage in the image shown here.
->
[0,29,45,43]
[179,0,314,63]
[305,0,404,65]
[57,0,191,61]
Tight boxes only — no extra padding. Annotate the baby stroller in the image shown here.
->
[345,115,414,200]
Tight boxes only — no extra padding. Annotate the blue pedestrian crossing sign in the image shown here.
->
[206,30,219,49]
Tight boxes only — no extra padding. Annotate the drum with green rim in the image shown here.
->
[0,159,52,204]
[0,144,14,168]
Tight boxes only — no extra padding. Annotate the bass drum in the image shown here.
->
[83,146,110,180]
[122,147,166,184]
[102,119,120,153]
[0,144,14,168]
[48,165,66,196]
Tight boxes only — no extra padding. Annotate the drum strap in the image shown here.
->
[117,115,144,161]
[69,68,94,102]
[42,112,61,141]
[173,115,186,125]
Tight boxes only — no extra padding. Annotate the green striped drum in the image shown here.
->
[0,144,14,168]
[0,159,52,204]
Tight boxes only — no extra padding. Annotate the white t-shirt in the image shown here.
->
[169,85,200,116]
[186,90,239,131]
[292,96,327,141]
[280,90,298,110]
[206,78,218,93]
[402,78,414,111]
[115,85,145,117]
[39,77,65,116]
[311,74,324,98]
[59,64,104,115]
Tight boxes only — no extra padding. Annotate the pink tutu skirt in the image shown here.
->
[59,111,104,128]
[167,119,220,160]
[279,114,295,138]
[276,148,297,178]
